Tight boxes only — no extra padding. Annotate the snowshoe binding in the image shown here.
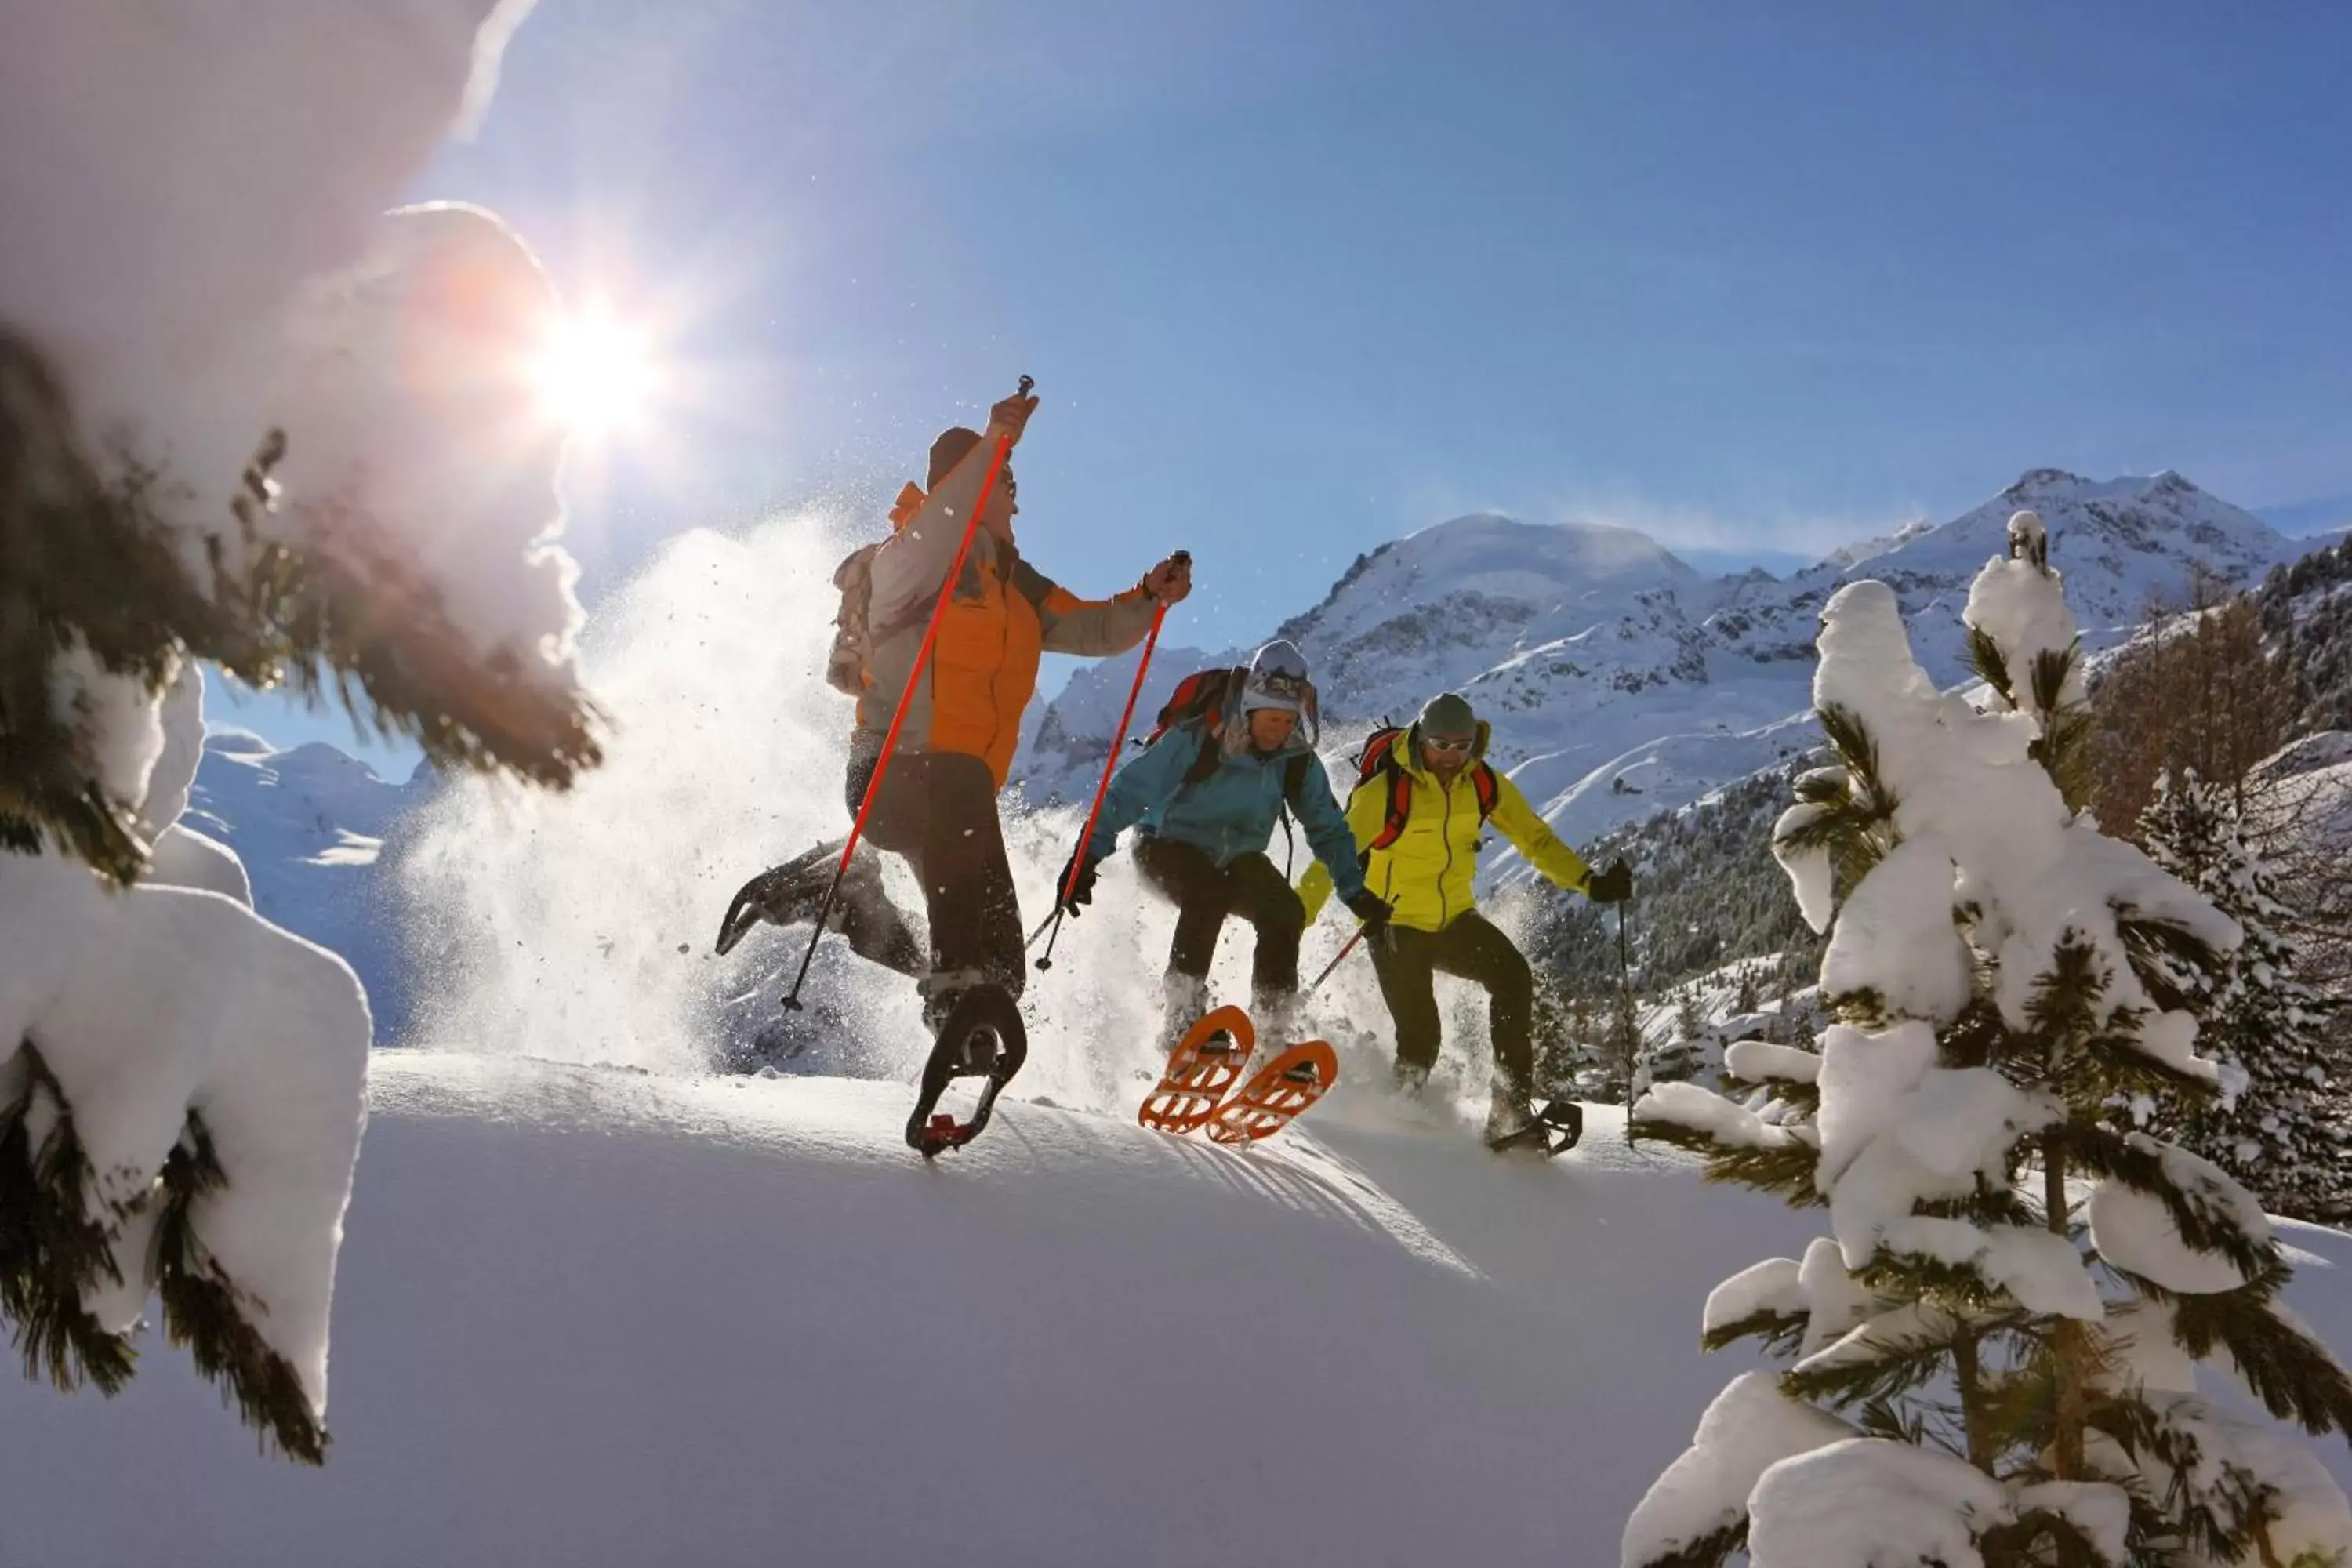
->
[1486,1098,1581,1158]
[906,985,1028,1159]
[1203,1040,1339,1147]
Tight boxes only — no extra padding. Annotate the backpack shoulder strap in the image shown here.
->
[1282,750,1312,804]
[1181,720,1224,786]
[1367,750,1415,851]
[1472,761,1501,820]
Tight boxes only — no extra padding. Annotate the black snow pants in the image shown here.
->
[1133,834,1304,999]
[843,750,1025,1002]
[1367,911,1534,1098]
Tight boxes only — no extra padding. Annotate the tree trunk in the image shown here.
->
[2042,1134,2086,1479]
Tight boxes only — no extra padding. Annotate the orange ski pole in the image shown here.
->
[782,375,1030,1011]
[1033,566,1184,971]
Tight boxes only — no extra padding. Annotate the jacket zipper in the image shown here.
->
[1436,771,1455,929]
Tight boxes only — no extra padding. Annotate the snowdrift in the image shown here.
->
[7,1054,2352,1567]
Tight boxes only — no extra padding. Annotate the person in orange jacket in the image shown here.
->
[756,386,1190,1049]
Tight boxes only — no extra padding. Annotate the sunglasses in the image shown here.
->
[1254,671,1309,700]
[1422,735,1475,754]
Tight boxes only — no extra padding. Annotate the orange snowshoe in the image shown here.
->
[1203,1040,1339,1147]
[1138,1005,1256,1135]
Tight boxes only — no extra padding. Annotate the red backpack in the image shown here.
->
[1354,724,1498,850]
[1142,666,1250,785]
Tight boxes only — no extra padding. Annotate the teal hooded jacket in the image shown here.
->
[1083,720,1367,902]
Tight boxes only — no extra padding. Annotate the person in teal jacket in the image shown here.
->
[1055,640,1392,1042]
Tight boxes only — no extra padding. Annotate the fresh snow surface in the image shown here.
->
[10,1008,2350,1566]
[2,1051,1842,1568]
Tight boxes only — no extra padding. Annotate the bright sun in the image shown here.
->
[533,310,661,437]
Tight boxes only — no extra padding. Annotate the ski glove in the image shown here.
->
[1344,890,1395,930]
[1056,849,1101,916]
[1586,858,1633,905]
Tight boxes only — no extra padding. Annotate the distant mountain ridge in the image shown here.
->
[1014,470,2297,868]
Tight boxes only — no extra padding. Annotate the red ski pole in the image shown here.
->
[1032,563,1185,971]
[782,376,1030,1011]
[1306,922,1371,995]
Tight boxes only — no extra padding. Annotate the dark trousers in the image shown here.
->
[1134,835,1304,996]
[1368,911,1533,1097]
[844,751,1024,1001]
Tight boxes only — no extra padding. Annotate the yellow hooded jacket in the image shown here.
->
[1301,720,1591,933]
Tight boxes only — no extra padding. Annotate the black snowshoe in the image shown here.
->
[1486,1099,1582,1158]
[906,985,1029,1159]
[714,837,849,956]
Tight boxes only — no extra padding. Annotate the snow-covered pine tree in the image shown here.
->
[1,3,598,1463]
[1624,514,2352,1568]
[2138,768,2350,1225]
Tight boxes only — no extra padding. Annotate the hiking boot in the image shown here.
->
[1485,1085,1537,1147]
[920,969,1002,1073]
[1251,989,1303,1051]
[736,838,846,927]
[1158,971,1211,1052]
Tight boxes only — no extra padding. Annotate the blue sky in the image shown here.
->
[229,0,2352,768]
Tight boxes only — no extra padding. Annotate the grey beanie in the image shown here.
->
[1417,691,1478,740]
[1240,639,1312,716]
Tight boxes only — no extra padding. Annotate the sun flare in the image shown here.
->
[533,310,661,436]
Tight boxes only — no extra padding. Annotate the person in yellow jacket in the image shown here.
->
[1303,691,1630,1145]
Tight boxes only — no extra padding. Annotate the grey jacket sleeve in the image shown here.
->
[1020,561,1161,657]
[868,424,1011,628]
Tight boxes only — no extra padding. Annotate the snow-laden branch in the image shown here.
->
[0,0,581,1461]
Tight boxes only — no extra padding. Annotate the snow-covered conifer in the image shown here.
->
[2140,768,2350,1223]
[1626,516,2352,1567]
[0,0,594,1461]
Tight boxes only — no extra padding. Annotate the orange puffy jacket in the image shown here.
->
[859,440,1159,789]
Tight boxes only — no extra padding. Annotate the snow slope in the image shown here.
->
[7,1052,2351,1567]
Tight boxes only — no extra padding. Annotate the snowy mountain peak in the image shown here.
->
[1015,470,2310,858]
[1277,512,1698,652]
[1824,469,2291,643]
